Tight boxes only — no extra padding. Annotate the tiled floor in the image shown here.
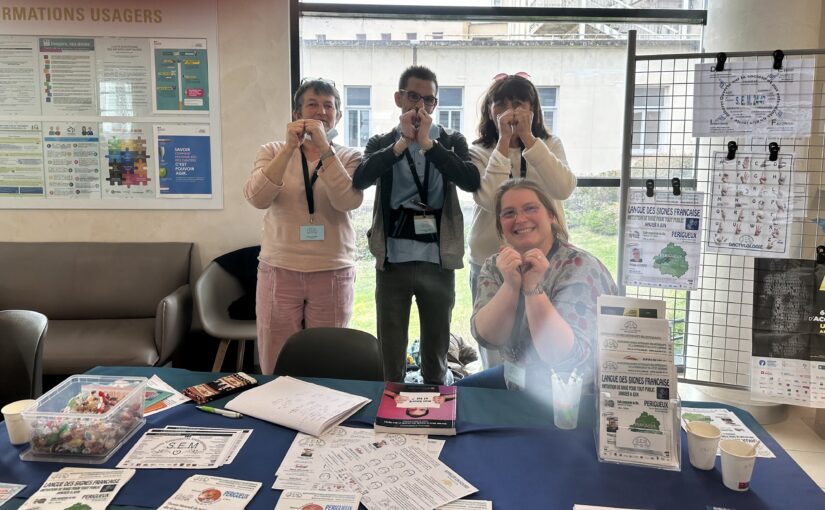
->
[680,384,825,491]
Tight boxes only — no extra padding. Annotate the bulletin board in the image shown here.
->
[0,0,222,209]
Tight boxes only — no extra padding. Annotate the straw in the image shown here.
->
[749,439,762,456]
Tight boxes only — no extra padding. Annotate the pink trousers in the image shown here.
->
[256,263,355,375]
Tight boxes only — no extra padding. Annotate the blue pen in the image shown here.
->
[196,405,242,418]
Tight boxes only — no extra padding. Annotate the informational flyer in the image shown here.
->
[320,442,477,510]
[159,475,261,510]
[100,122,155,198]
[19,467,134,510]
[623,189,703,290]
[681,407,775,458]
[0,122,44,197]
[0,35,40,115]
[693,58,815,137]
[596,296,680,470]
[751,257,825,408]
[44,122,101,199]
[97,37,152,117]
[151,38,209,112]
[0,483,25,506]
[155,124,212,197]
[274,490,360,510]
[39,37,98,116]
[117,428,242,469]
[707,151,802,256]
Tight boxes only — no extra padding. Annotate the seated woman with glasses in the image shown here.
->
[244,78,363,374]
[468,73,578,370]
[457,179,617,393]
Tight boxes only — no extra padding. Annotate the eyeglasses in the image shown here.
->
[493,72,531,81]
[399,89,438,107]
[300,77,336,87]
[499,203,544,220]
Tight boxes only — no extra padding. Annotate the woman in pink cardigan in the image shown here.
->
[244,79,363,374]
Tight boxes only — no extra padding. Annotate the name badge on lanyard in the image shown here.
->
[413,215,437,234]
[300,149,325,242]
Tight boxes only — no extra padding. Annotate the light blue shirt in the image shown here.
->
[387,123,445,264]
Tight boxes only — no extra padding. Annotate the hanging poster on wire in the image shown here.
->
[155,124,211,198]
[693,57,815,137]
[706,151,802,256]
[623,190,703,290]
[751,257,825,408]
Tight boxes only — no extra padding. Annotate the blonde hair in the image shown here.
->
[494,178,569,243]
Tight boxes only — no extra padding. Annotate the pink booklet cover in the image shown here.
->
[374,381,457,435]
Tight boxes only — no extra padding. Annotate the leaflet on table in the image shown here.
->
[159,475,261,510]
[623,190,703,290]
[438,500,493,509]
[692,58,815,137]
[274,425,431,490]
[681,407,775,458]
[18,467,134,510]
[320,441,477,510]
[163,426,252,465]
[117,428,245,469]
[225,376,370,437]
[597,314,673,360]
[274,489,360,510]
[144,374,191,415]
[0,483,25,506]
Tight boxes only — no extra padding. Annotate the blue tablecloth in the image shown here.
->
[0,366,823,509]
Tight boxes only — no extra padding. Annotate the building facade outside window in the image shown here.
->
[437,87,463,133]
[345,86,371,148]
[632,86,666,153]
[537,86,558,134]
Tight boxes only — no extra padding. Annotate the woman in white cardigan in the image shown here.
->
[468,73,577,369]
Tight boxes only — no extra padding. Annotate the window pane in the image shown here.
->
[439,87,462,107]
[538,87,557,108]
[450,111,461,132]
[643,110,660,148]
[438,111,449,126]
[346,87,370,106]
[542,110,554,133]
[347,110,359,146]
[358,110,370,147]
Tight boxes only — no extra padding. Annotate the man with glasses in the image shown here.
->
[353,65,480,385]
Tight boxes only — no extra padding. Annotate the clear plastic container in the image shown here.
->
[20,375,147,464]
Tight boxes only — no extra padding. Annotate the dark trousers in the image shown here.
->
[376,261,455,384]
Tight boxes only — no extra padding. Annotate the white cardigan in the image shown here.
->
[468,136,576,266]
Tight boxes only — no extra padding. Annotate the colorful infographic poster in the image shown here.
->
[100,122,155,199]
[38,37,98,116]
[0,35,40,115]
[151,39,209,112]
[0,122,44,197]
[44,122,101,199]
[155,124,211,197]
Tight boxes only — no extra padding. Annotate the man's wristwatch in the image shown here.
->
[522,284,543,296]
[319,146,336,163]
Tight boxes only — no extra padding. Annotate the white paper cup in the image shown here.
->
[2,399,36,445]
[552,374,583,430]
[685,421,721,470]
[719,439,757,491]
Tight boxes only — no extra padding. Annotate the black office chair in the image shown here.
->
[0,310,48,407]
[273,327,384,381]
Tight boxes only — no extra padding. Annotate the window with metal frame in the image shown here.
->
[345,86,371,148]
[437,87,463,132]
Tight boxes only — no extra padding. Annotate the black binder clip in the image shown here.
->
[671,177,681,196]
[773,49,784,70]
[768,142,780,161]
[817,245,825,264]
[726,141,738,160]
[714,52,727,72]
[645,179,655,198]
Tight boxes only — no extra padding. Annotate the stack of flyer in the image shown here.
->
[117,426,252,469]
[595,295,681,471]
[18,468,134,510]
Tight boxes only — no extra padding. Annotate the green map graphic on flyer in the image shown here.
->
[653,243,689,278]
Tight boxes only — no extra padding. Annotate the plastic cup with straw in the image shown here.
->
[552,369,583,429]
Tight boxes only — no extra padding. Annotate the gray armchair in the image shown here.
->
[194,261,257,372]
[0,310,48,407]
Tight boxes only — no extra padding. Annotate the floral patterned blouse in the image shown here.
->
[471,239,618,389]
